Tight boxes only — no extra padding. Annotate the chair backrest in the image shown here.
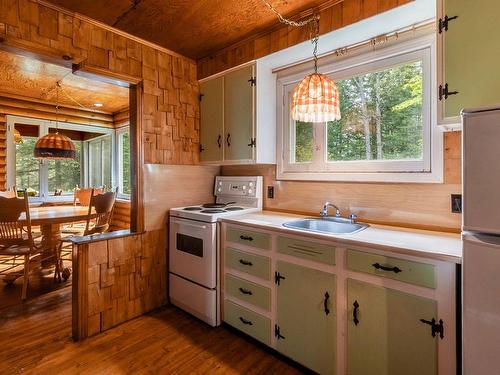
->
[0,191,34,248]
[74,187,105,206]
[84,189,117,236]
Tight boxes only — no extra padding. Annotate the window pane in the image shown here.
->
[294,121,314,163]
[327,60,424,162]
[48,141,82,195]
[15,136,39,196]
[102,137,112,189]
[89,140,102,187]
[121,132,131,195]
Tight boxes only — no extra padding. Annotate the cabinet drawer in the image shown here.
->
[224,300,270,345]
[347,250,436,289]
[225,247,271,281]
[225,274,271,311]
[226,227,271,250]
[277,236,335,265]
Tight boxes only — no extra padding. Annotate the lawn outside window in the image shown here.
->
[276,33,443,183]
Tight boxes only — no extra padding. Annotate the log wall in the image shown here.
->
[0,114,5,190]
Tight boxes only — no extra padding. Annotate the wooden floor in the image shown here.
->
[0,287,304,374]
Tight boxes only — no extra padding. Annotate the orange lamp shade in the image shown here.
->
[291,72,341,123]
[34,132,76,160]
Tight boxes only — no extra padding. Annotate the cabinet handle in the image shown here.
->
[353,300,360,326]
[239,287,253,295]
[324,292,330,316]
[239,259,253,266]
[239,317,253,325]
[372,263,402,274]
[226,133,231,147]
[239,235,253,242]
[217,134,222,148]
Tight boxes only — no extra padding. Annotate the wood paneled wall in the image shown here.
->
[0,114,5,189]
[223,132,462,233]
[0,0,200,165]
[110,199,131,231]
[72,230,166,340]
[197,0,413,79]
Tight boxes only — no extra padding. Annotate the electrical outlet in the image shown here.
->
[267,186,274,199]
[451,194,462,214]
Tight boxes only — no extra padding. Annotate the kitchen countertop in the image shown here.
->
[220,211,462,263]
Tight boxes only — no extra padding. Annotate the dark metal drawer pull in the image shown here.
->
[353,300,360,326]
[238,259,253,266]
[239,235,254,242]
[324,292,330,315]
[372,263,402,274]
[239,287,253,295]
[239,317,253,325]
[217,134,222,148]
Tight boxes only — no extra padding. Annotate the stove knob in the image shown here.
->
[248,189,253,195]
[243,185,247,190]
[217,188,222,192]
[219,181,223,185]
[249,182,254,187]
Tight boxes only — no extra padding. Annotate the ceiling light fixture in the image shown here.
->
[34,81,76,160]
[261,0,341,122]
[93,102,103,107]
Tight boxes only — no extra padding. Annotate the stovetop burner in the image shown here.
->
[201,209,226,214]
[225,207,244,211]
[183,206,203,211]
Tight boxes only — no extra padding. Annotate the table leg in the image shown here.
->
[40,223,61,268]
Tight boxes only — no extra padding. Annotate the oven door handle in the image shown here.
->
[174,221,208,230]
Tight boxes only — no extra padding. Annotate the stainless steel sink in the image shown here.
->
[283,217,369,235]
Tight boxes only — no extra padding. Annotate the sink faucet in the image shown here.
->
[320,202,341,218]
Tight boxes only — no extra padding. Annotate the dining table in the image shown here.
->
[19,205,95,278]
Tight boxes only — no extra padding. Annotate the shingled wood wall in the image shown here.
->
[0,0,200,164]
[197,0,413,79]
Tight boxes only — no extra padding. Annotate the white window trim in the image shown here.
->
[115,125,130,200]
[6,115,114,201]
[276,33,443,183]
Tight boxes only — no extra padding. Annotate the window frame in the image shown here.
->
[276,33,443,183]
[6,115,115,201]
[115,125,131,199]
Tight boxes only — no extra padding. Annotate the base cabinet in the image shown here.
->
[222,224,456,375]
[276,261,336,375]
[347,279,438,375]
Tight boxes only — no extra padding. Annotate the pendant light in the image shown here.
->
[262,1,341,122]
[34,81,76,160]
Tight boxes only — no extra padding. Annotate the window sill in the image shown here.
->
[276,170,444,184]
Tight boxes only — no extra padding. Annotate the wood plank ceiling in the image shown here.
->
[0,49,129,113]
[46,0,331,59]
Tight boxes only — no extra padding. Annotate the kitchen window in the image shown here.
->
[116,128,131,198]
[277,34,442,183]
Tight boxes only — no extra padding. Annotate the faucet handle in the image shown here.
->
[348,214,358,223]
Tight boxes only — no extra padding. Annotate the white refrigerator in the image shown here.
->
[462,107,500,375]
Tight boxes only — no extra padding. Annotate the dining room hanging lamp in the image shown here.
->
[34,81,76,160]
[261,0,341,122]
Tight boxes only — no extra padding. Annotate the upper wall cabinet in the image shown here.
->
[199,63,275,165]
[438,0,500,125]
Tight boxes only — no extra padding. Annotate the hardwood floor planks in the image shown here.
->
[0,288,302,374]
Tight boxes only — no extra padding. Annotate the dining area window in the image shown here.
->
[6,116,131,201]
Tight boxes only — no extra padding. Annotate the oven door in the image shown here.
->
[169,217,217,289]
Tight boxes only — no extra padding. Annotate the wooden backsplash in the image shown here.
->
[223,132,461,232]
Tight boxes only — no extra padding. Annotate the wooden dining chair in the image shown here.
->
[73,186,105,207]
[56,189,117,282]
[0,191,41,300]
[0,186,17,198]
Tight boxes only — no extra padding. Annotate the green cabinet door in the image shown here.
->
[347,279,438,375]
[224,65,254,162]
[443,0,500,118]
[200,77,223,162]
[276,261,336,375]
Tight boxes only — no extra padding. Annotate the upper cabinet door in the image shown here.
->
[347,279,438,375]
[224,65,255,162]
[200,77,224,162]
[440,0,500,121]
[276,261,336,375]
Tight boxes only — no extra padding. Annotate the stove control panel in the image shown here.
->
[214,176,262,200]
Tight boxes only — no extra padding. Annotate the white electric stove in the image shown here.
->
[169,176,263,326]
